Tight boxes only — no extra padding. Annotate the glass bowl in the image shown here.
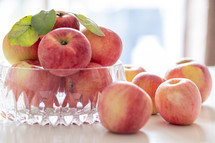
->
[0,61,125,126]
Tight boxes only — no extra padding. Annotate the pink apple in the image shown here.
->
[98,81,152,134]
[38,28,92,77]
[63,62,113,108]
[155,78,202,125]
[165,59,212,103]
[132,72,165,114]
[124,65,146,82]
[2,34,40,64]
[82,27,122,66]
[4,60,61,109]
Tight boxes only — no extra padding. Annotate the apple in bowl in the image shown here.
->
[63,62,113,108]
[39,11,80,39]
[82,26,122,66]
[4,60,61,109]
[38,28,92,77]
[53,11,80,30]
[2,34,40,64]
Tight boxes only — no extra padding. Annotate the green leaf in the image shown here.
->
[72,13,105,36]
[31,9,56,36]
[8,15,39,47]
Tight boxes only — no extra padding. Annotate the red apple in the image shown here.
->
[40,11,80,40]
[98,81,152,134]
[4,60,61,109]
[132,72,165,114]
[38,28,92,77]
[53,11,80,30]
[82,27,122,66]
[165,59,212,103]
[63,62,112,108]
[2,34,40,64]
[155,78,201,125]
[124,65,146,82]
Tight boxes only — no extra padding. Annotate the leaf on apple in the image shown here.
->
[8,15,39,47]
[31,9,56,36]
[72,13,105,36]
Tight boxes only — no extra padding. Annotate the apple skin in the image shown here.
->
[63,62,113,108]
[132,72,165,114]
[155,78,202,125]
[98,81,152,134]
[53,11,80,30]
[4,60,61,109]
[124,65,146,82]
[82,27,122,66]
[2,34,40,64]
[38,28,92,77]
[165,59,212,103]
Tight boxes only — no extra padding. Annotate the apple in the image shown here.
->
[53,11,80,30]
[82,26,122,66]
[38,28,92,77]
[165,59,212,103]
[124,65,146,82]
[98,81,152,134]
[4,60,61,109]
[155,78,202,125]
[132,72,165,114]
[40,11,80,40]
[63,62,113,108]
[2,34,40,64]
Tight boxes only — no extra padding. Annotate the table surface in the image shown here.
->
[0,67,215,143]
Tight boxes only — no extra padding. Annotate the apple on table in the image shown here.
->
[165,58,212,103]
[98,81,152,134]
[155,78,202,125]
[124,65,146,82]
[132,72,165,114]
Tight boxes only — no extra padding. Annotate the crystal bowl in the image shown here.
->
[0,61,125,126]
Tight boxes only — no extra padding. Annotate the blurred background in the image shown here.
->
[0,0,214,76]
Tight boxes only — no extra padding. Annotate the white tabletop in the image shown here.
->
[0,67,215,143]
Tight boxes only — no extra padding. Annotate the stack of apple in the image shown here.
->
[2,10,122,109]
[98,58,212,134]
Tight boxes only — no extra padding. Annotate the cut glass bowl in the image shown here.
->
[0,60,125,126]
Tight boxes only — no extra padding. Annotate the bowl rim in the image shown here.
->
[0,60,123,71]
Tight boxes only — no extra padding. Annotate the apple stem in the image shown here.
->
[57,12,64,17]
[60,41,68,45]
